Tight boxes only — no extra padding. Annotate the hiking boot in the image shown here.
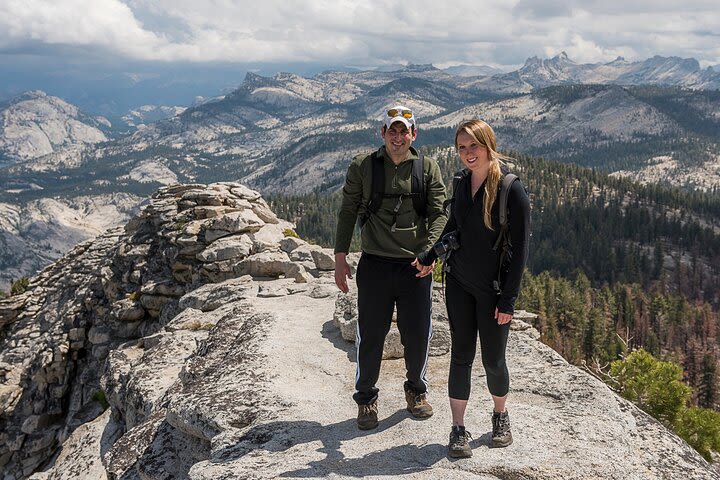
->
[448,425,473,458]
[491,410,513,447]
[405,388,433,418]
[357,401,378,430]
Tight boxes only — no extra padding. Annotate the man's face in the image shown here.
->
[381,121,416,159]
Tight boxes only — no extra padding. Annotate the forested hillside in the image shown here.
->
[517,270,718,409]
[268,148,720,409]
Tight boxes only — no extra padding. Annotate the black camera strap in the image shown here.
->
[448,169,475,237]
[441,171,472,274]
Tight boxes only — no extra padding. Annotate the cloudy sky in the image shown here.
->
[2,0,719,70]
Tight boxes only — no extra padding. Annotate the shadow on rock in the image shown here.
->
[213,410,446,476]
[280,442,447,478]
[321,319,356,362]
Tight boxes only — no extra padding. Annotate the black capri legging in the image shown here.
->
[446,274,511,400]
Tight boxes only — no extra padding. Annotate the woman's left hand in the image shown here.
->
[495,307,512,325]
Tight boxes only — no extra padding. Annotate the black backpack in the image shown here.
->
[360,150,426,226]
[446,168,519,294]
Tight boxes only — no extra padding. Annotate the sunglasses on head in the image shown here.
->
[387,108,413,119]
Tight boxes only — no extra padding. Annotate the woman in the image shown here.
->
[413,119,530,458]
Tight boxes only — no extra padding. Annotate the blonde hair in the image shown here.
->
[454,119,509,230]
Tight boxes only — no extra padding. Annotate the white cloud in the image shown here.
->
[0,0,169,57]
[0,0,718,67]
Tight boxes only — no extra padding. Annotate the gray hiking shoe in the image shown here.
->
[405,388,433,418]
[357,401,378,430]
[448,425,473,458]
[491,410,513,447]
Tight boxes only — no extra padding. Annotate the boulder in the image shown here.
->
[178,277,255,312]
[235,251,294,278]
[310,248,335,271]
[279,236,307,253]
[332,288,450,359]
[196,234,253,263]
[204,210,265,242]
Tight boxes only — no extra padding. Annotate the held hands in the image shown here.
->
[411,258,435,278]
[334,253,352,293]
[495,307,512,325]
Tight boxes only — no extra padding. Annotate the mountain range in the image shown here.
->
[485,53,720,92]
[0,53,718,289]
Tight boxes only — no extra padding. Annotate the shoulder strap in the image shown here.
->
[411,154,427,218]
[443,168,469,213]
[492,173,519,294]
[366,150,385,215]
[497,173,518,228]
[453,168,470,195]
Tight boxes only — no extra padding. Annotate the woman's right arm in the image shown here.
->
[416,198,458,266]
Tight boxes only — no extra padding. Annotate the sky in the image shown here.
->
[1,0,719,114]
[2,0,719,70]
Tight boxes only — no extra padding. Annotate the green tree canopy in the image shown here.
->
[609,349,691,425]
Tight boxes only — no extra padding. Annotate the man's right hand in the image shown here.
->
[334,252,353,293]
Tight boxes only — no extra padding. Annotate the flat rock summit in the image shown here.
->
[0,182,718,479]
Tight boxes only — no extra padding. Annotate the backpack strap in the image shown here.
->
[367,150,384,215]
[410,154,427,218]
[440,169,470,277]
[497,174,518,232]
[359,151,384,227]
[492,173,519,293]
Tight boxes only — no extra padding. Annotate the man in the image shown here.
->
[334,105,447,430]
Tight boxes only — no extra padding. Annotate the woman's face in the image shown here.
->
[456,130,489,171]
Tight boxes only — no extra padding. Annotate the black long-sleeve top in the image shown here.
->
[427,172,530,314]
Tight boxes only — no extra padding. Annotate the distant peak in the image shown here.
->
[520,53,575,72]
[20,90,48,100]
[550,51,575,64]
[243,72,266,82]
[404,63,438,72]
[239,72,276,90]
[646,55,700,70]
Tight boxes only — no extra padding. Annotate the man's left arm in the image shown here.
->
[424,159,448,250]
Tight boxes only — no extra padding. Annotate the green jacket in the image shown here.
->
[334,146,447,258]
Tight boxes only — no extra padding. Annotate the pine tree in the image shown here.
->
[698,353,718,409]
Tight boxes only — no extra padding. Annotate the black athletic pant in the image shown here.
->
[446,274,510,400]
[353,253,433,405]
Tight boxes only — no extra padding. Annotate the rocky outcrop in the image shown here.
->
[0,181,339,479]
[0,181,718,479]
